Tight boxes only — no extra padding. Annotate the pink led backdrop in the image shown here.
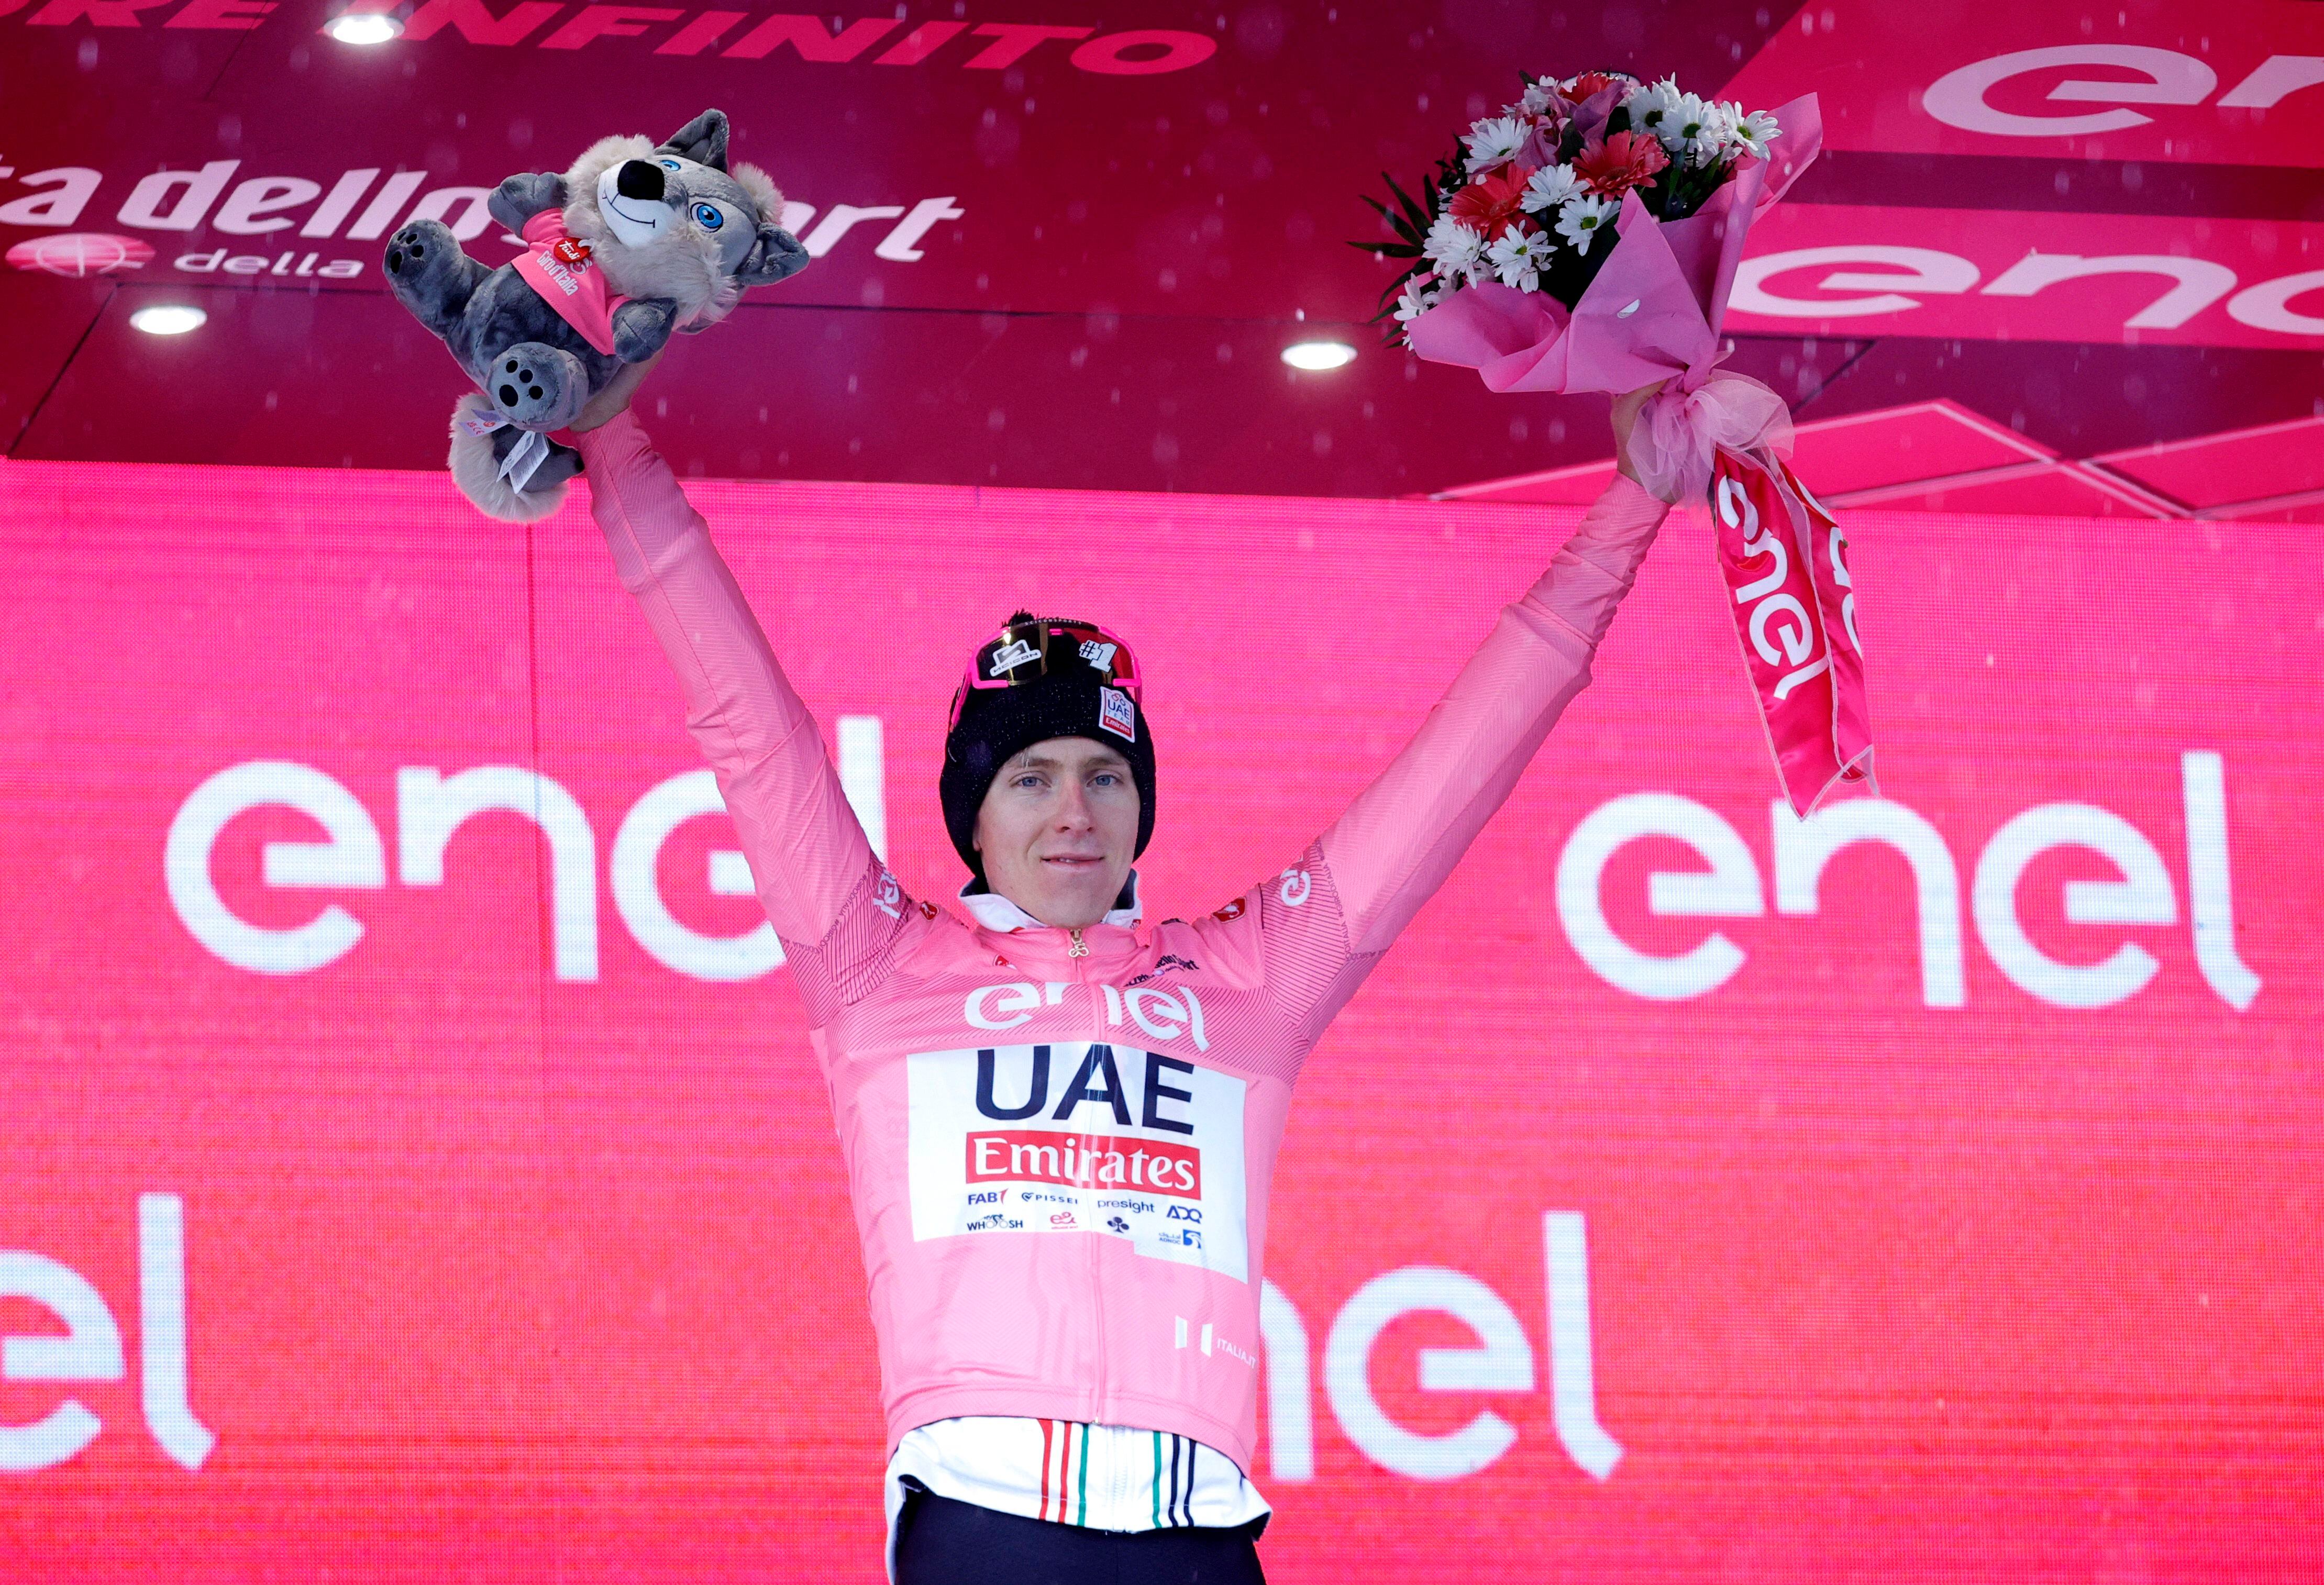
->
[1727,0,2324,169]
[1,460,2318,1580]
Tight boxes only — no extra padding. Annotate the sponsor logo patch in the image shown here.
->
[1098,686,1136,742]
[906,1043,1248,1281]
[988,638,1042,675]
[967,1129,1201,1197]
[1127,954,1200,988]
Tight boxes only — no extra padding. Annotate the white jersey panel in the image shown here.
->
[905,1043,1249,1283]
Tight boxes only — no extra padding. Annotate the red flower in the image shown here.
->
[1566,72,1628,102]
[1447,164,1537,242]
[1574,130,1669,197]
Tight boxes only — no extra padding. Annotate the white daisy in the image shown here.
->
[1462,115,1531,175]
[1393,275,1443,324]
[1554,194,1618,256]
[1686,100,1736,165]
[1487,225,1554,293]
[1623,77,1686,139]
[1513,80,1555,118]
[1729,106,1782,157]
[1521,162,1582,213]
[1422,214,1488,278]
[1658,90,1713,156]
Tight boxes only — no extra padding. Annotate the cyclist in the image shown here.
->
[568,365,1673,1583]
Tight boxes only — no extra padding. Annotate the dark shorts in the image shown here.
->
[894,1486,1269,1585]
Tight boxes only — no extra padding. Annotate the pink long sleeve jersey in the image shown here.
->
[573,412,1668,1477]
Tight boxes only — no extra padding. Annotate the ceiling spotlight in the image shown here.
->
[1280,340,1356,371]
[129,305,206,336]
[325,9,403,42]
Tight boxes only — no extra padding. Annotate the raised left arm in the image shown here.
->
[1316,471,1670,958]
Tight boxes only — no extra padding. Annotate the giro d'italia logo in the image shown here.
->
[5,232,155,277]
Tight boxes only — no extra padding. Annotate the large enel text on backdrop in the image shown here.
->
[0,461,2315,1579]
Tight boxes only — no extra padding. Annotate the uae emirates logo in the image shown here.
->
[1098,686,1136,743]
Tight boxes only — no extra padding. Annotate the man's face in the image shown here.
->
[973,736,1141,930]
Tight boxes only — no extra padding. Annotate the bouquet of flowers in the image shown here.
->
[1364,71,1783,332]
[1363,73,1875,815]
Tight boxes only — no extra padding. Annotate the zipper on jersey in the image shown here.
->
[1081,918,1105,1429]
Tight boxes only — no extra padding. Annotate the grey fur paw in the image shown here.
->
[485,342,591,430]
[488,172,568,234]
[382,219,467,317]
[611,298,678,364]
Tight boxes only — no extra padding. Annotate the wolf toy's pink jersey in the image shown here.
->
[572,411,1668,1472]
[511,210,628,358]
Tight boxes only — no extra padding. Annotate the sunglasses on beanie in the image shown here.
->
[947,617,1143,735]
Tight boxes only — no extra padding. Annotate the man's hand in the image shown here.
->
[570,350,663,434]
[1610,381,1677,503]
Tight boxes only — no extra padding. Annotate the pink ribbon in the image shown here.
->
[1628,366,1794,507]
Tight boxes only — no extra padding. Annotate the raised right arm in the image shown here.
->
[571,409,882,951]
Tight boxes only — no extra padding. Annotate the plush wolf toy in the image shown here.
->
[383,108,807,521]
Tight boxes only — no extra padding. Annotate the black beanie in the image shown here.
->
[941,613,1157,877]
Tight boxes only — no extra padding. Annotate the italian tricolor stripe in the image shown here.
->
[1039,1419,1087,1523]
